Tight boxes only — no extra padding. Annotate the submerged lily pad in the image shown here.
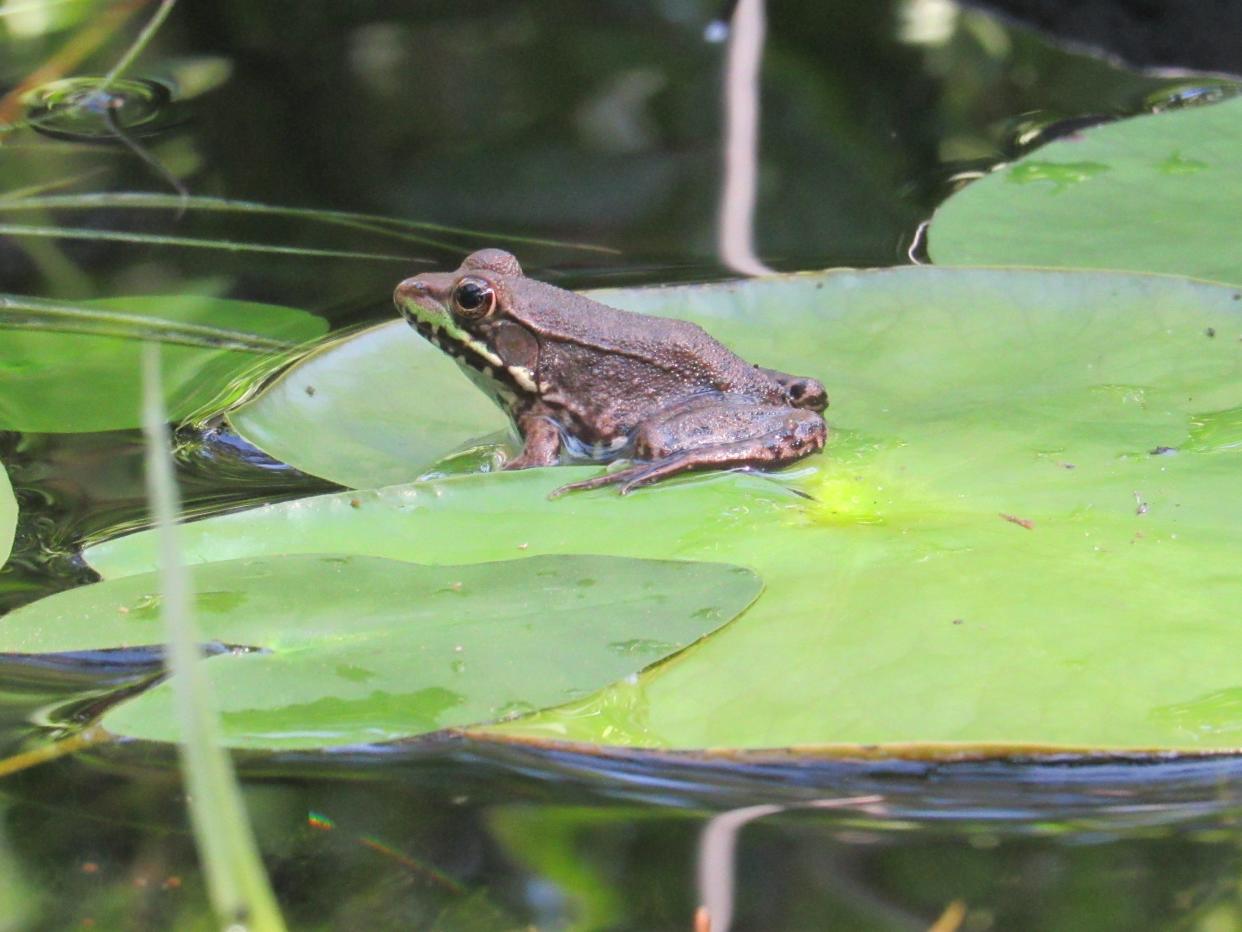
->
[0,553,759,749]
[928,96,1242,285]
[86,267,1242,755]
[0,460,14,567]
[0,295,325,433]
[228,323,505,488]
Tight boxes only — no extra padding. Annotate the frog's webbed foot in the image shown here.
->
[549,404,827,498]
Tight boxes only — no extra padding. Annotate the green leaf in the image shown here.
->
[0,295,325,433]
[228,324,506,488]
[0,458,14,567]
[86,268,1242,754]
[0,553,759,749]
[928,97,1242,285]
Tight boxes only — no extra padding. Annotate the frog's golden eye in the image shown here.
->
[451,277,496,319]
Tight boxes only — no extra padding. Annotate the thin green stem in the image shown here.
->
[0,191,620,253]
[0,222,413,261]
[0,295,295,350]
[96,0,178,97]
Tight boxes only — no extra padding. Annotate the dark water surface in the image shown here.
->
[1,1,1239,928]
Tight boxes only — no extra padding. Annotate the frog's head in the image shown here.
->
[394,249,538,402]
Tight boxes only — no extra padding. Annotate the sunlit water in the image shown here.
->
[3,1,1242,928]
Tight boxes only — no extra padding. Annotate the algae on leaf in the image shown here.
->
[82,267,1242,755]
[0,553,759,749]
[928,96,1242,285]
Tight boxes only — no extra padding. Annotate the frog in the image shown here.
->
[394,249,828,496]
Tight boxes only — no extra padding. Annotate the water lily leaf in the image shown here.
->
[86,268,1242,754]
[928,97,1242,284]
[0,459,14,567]
[228,323,505,488]
[0,553,759,749]
[0,295,325,432]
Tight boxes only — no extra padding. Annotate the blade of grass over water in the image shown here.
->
[140,343,286,932]
[0,192,621,253]
[0,222,414,261]
[95,0,178,97]
[0,295,296,350]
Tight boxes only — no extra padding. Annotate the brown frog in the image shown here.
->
[394,249,827,495]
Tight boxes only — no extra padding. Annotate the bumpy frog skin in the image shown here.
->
[394,249,828,495]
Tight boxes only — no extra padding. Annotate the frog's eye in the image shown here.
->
[451,277,496,319]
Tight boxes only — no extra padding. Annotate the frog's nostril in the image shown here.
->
[394,278,431,307]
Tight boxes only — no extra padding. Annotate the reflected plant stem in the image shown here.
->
[0,724,111,779]
[102,95,190,211]
[0,0,149,129]
[717,0,773,277]
[695,795,885,931]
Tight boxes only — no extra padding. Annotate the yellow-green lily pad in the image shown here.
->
[85,267,1242,755]
[0,295,325,433]
[928,96,1242,285]
[0,553,759,749]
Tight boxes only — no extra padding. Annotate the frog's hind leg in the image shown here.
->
[550,404,826,497]
[547,454,694,498]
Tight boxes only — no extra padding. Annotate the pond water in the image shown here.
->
[3,0,1242,928]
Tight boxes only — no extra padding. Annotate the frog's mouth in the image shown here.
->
[394,278,528,408]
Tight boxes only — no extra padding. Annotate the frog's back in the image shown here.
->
[518,279,759,385]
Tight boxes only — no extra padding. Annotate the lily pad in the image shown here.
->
[0,553,759,749]
[228,323,505,489]
[0,459,14,567]
[85,267,1242,754]
[0,295,325,433]
[928,96,1242,285]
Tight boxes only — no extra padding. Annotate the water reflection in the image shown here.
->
[716,0,772,277]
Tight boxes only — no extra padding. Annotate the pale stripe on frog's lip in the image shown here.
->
[397,297,540,396]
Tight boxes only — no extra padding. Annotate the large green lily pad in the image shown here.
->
[228,322,505,489]
[86,267,1242,754]
[0,459,14,567]
[928,96,1242,285]
[0,295,325,433]
[0,553,759,749]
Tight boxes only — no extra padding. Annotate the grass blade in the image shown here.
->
[0,191,620,253]
[0,222,413,261]
[140,343,286,932]
[0,295,295,350]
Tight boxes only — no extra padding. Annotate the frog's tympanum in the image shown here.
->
[394,249,828,495]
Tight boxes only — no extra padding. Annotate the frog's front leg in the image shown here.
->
[505,411,562,469]
[550,399,826,496]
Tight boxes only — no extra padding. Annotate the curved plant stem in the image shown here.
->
[95,0,178,98]
[0,295,297,350]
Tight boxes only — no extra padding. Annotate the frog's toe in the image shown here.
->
[547,469,628,499]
